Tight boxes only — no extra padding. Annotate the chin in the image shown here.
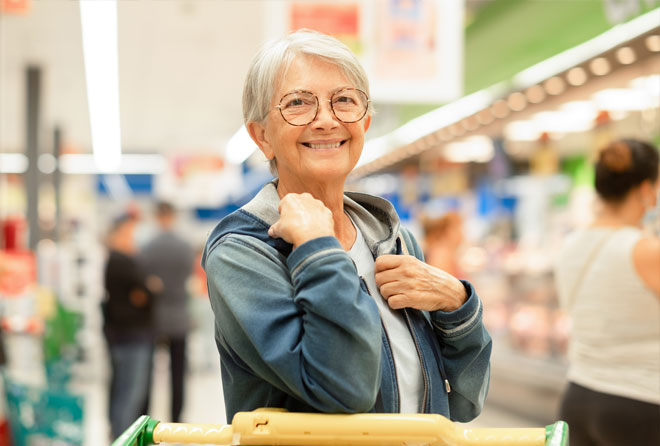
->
[308,165,352,182]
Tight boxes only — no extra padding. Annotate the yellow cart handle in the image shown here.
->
[115,408,569,446]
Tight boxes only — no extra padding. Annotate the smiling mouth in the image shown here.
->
[302,140,347,149]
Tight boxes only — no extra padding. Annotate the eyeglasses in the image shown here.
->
[274,88,370,126]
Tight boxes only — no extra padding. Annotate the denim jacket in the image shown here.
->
[202,181,491,422]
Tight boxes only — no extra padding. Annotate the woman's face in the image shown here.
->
[248,54,371,189]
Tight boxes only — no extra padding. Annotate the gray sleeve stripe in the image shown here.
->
[433,299,482,336]
[291,248,347,277]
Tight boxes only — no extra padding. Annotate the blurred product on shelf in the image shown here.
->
[0,217,84,446]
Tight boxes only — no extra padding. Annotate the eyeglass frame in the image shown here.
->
[273,87,371,126]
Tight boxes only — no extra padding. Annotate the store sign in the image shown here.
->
[290,2,360,51]
[0,0,30,14]
[266,0,464,104]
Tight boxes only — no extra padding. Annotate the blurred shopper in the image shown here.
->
[554,139,660,446]
[102,213,155,439]
[201,30,491,422]
[139,201,194,422]
[422,211,465,278]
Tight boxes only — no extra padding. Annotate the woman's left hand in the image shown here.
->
[374,255,467,312]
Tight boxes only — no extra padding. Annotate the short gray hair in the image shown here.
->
[243,29,371,125]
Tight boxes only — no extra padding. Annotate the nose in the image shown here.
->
[311,99,339,128]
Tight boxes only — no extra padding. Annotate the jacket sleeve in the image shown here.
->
[400,228,492,422]
[204,234,382,413]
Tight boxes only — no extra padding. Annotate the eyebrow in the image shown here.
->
[281,86,354,97]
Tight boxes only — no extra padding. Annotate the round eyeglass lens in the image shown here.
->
[331,89,368,123]
[279,92,318,126]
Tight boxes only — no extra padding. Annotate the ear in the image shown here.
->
[639,179,656,205]
[246,121,274,161]
[363,114,372,132]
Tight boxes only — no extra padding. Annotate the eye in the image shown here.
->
[281,93,315,109]
[286,98,305,107]
[333,95,357,105]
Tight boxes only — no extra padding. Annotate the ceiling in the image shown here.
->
[0,1,270,156]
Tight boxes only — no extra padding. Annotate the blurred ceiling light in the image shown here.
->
[566,67,588,86]
[592,88,652,111]
[630,74,660,97]
[504,120,542,142]
[491,99,510,118]
[589,57,611,76]
[544,77,566,95]
[79,0,121,172]
[525,85,546,103]
[449,123,466,137]
[353,10,659,178]
[0,153,28,173]
[226,126,258,164]
[507,92,528,111]
[405,145,420,157]
[615,46,636,64]
[560,100,598,119]
[59,154,166,174]
[532,110,595,133]
[461,117,480,131]
[511,9,659,90]
[646,34,660,52]
[37,154,57,174]
[429,132,443,145]
[476,109,495,125]
[391,89,494,146]
[438,129,453,141]
[443,136,494,163]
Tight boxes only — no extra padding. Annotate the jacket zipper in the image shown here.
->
[361,276,401,413]
[397,234,451,395]
[403,308,429,412]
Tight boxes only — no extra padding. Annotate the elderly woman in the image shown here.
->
[202,30,491,422]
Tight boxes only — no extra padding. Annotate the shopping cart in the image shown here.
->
[112,408,569,446]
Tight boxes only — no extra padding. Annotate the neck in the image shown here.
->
[276,177,355,250]
[593,198,644,228]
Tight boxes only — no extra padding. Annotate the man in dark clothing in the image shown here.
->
[139,201,194,422]
[103,213,154,438]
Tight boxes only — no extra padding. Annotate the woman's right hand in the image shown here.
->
[268,193,335,249]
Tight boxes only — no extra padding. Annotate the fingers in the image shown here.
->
[374,254,404,273]
[374,268,401,289]
[268,221,279,238]
[268,193,335,246]
[375,255,464,311]
[377,280,404,299]
[385,294,408,310]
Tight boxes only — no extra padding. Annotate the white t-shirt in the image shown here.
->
[555,226,660,404]
[347,220,424,413]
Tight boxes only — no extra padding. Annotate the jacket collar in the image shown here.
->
[243,180,401,256]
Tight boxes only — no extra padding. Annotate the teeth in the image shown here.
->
[307,142,342,149]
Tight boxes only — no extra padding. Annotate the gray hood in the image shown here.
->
[242,180,401,257]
